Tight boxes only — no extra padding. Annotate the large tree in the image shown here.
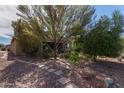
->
[14,5,95,60]
[83,10,124,61]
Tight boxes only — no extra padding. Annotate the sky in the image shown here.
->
[95,5,124,19]
[0,5,17,45]
[0,5,124,45]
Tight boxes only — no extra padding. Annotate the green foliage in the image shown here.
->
[82,10,124,59]
[67,51,80,64]
[13,6,124,62]
[83,28,121,57]
[15,5,95,59]
[120,37,124,53]
[12,20,40,56]
[112,10,124,32]
[19,30,40,56]
[73,37,83,52]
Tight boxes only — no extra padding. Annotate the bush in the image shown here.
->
[7,48,10,51]
[67,51,80,64]
[83,15,123,60]
[1,47,6,51]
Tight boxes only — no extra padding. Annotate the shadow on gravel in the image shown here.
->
[89,60,124,87]
[0,61,37,84]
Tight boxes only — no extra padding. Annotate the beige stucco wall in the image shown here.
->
[11,39,24,55]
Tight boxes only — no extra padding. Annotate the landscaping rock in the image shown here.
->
[47,69,56,73]
[115,83,121,88]
[57,77,71,85]
[65,83,78,88]
[4,83,15,88]
[42,66,49,70]
[54,70,63,76]
[105,77,114,88]
[38,64,45,68]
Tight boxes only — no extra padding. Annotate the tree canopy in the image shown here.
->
[12,5,95,58]
[82,10,124,60]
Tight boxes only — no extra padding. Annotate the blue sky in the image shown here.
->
[0,37,11,44]
[0,5,124,45]
[95,5,124,19]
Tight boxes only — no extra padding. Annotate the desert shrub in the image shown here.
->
[67,51,80,64]
[7,48,10,51]
[1,47,6,51]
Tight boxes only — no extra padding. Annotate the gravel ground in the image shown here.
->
[0,51,123,88]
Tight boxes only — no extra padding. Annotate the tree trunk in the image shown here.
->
[36,42,43,57]
[40,42,43,57]
[54,48,57,60]
[53,43,57,62]
[92,55,96,62]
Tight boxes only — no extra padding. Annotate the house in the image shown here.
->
[10,36,67,56]
[10,37,24,55]
[42,42,66,53]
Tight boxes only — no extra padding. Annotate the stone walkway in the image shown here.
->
[14,58,78,88]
